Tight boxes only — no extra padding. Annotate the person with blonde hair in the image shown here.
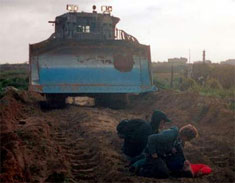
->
[179,124,198,144]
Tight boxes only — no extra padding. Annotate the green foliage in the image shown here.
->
[0,68,28,98]
[206,78,222,89]
[0,77,28,89]
[153,74,198,92]
[152,62,235,99]
[0,70,27,79]
[153,72,234,99]
[196,86,235,99]
[0,77,28,98]
[209,64,235,89]
[192,63,211,83]
[178,77,197,91]
[191,63,235,89]
[181,77,234,99]
[152,74,170,89]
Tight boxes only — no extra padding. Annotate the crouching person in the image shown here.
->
[116,110,171,161]
[131,124,198,178]
[148,124,198,177]
[116,119,152,159]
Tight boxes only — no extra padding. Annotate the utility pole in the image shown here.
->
[203,50,206,63]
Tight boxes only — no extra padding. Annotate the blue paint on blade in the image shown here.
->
[39,67,141,85]
[35,61,156,93]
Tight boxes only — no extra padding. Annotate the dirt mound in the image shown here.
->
[0,88,31,182]
[130,90,234,138]
[0,89,234,182]
[0,89,67,182]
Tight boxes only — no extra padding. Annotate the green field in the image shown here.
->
[152,62,235,100]
[0,64,28,97]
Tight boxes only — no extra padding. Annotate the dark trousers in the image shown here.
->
[164,152,192,177]
[138,156,170,179]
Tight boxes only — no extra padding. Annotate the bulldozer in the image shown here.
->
[29,5,156,108]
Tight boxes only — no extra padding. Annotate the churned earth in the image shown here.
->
[0,89,234,183]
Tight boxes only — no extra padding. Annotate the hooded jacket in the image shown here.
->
[117,111,171,157]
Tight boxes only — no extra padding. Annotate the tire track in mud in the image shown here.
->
[51,108,101,182]
[49,106,138,182]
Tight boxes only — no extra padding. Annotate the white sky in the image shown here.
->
[0,0,235,63]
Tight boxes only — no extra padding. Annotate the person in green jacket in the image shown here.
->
[131,124,198,178]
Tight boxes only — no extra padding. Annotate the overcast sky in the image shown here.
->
[0,0,235,63]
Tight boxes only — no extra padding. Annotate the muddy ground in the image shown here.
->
[0,89,234,183]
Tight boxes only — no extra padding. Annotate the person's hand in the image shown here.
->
[183,160,194,177]
[183,160,191,170]
[151,153,158,158]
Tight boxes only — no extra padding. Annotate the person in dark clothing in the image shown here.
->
[150,110,171,133]
[117,110,171,159]
[137,155,170,178]
[117,119,152,158]
[131,124,198,178]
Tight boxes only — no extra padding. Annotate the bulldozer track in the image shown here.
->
[52,109,100,182]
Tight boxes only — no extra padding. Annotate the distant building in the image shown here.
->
[220,59,235,65]
[194,60,211,64]
[168,57,187,64]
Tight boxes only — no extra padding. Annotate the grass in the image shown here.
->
[153,73,235,100]
[153,77,170,89]
[0,70,28,79]
[0,77,28,89]
[196,87,235,99]
[0,69,28,98]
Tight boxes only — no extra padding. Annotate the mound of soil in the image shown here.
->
[0,89,234,182]
[0,89,68,182]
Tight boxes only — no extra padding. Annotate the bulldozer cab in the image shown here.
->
[53,5,119,40]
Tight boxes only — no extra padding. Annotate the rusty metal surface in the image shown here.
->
[113,51,134,72]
